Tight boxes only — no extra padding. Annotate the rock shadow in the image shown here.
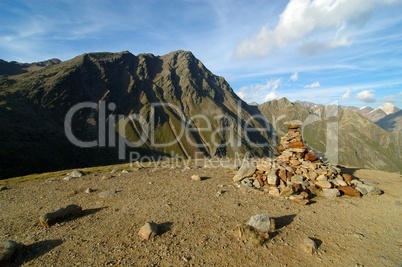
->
[309,237,323,248]
[10,239,63,266]
[158,222,173,235]
[274,214,297,230]
[43,206,107,227]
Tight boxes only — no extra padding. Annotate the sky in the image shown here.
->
[1,0,402,108]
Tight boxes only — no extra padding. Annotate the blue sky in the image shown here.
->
[1,0,402,108]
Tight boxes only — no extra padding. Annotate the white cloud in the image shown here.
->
[305,81,320,88]
[236,78,281,101]
[264,91,277,101]
[342,89,352,99]
[235,0,400,58]
[357,89,375,103]
[290,72,298,81]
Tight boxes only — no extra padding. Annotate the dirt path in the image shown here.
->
[0,164,401,266]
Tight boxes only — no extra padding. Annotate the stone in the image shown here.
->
[110,168,117,174]
[356,186,368,195]
[245,214,275,232]
[322,188,340,198]
[305,151,319,161]
[138,222,158,240]
[289,159,301,166]
[0,186,7,191]
[39,204,83,228]
[0,240,20,264]
[98,189,117,198]
[342,173,353,183]
[288,141,305,149]
[268,187,280,197]
[315,168,327,175]
[300,237,317,255]
[316,174,328,181]
[191,175,202,181]
[69,170,83,178]
[233,161,256,183]
[291,175,304,184]
[314,180,332,189]
[335,179,348,187]
[278,168,287,182]
[85,188,94,194]
[252,179,261,189]
[291,197,309,205]
[308,171,318,181]
[284,120,303,129]
[279,187,294,197]
[338,186,360,197]
[240,178,253,188]
[267,173,278,185]
[121,169,129,174]
[357,184,382,195]
[307,162,316,171]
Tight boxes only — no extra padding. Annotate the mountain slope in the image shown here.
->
[258,98,402,172]
[376,110,402,132]
[0,50,274,179]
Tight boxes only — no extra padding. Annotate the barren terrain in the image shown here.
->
[1,162,401,266]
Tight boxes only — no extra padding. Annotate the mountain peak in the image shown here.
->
[378,102,399,115]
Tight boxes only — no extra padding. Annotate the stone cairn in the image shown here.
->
[233,120,381,204]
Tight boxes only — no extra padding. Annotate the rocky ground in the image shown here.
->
[0,162,401,267]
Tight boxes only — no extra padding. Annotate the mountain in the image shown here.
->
[258,98,402,172]
[0,58,61,76]
[378,102,400,115]
[0,50,274,179]
[376,110,402,132]
[366,108,388,122]
[358,106,373,116]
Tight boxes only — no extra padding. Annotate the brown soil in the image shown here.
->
[1,163,401,266]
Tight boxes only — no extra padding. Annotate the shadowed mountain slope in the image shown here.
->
[0,51,274,179]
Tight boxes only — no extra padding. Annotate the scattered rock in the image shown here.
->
[85,188,95,194]
[356,184,382,195]
[69,170,83,178]
[0,186,7,191]
[121,169,129,174]
[279,187,294,198]
[191,174,202,181]
[233,161,256,183]
[300,237,317,255]
[322,188,340,198]
[110,168,117,174]
[245,214,275,232]
[98,189,117,198]
[39,204,83,228]
[314,180,332,189]
[138,222,158,240]
[0,240,21,264]
[284,120,303,129]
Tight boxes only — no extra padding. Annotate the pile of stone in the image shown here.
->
[233,120,381,204]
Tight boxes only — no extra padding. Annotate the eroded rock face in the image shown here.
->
[233,121,381,202]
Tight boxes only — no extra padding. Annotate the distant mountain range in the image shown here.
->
[0,51,401,179]
[357,103,401,132]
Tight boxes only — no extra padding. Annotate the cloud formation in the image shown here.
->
[235,0,400,58]
[342,89,352,99]
[305,81,320,88]
[290,72,298,81]
[357,89,376,103]
[236,78,281,102]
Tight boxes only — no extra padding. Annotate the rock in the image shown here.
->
[191,175,202,181]
[0,186,7,191]
[240,178,253,188]
[305,151,319,161]
[308,171,318,181]
[284,120,303,129]
[138,222,158,240]
[245,214,275,232]
[316,174,328,181]
[267,173,278,185]
[252,179,261,189]
[289,159,301,166]
[322,188,340,198]
[69,170,83,178]
[279,187,294,198]
[278,168,287,182]
[110,168,117,174]
[268,187,280,197]
[98,189,117,198]
[315,168,327,175]
[357,184,382,195]
[0,240,20,264]
[288,141,305,149]
[300,237,317,255]
[63,176,73,181]
[335,179,348,187]
[39,204,83,228]
[233,161,256,183]
[338,186,360,197]
[121,169,129,174]
[291,197,309,205]
[291,175,304,184]
[85,188,94,194]
[314,180,332,189]
[342,173,353,183]
[356,186,368,195]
